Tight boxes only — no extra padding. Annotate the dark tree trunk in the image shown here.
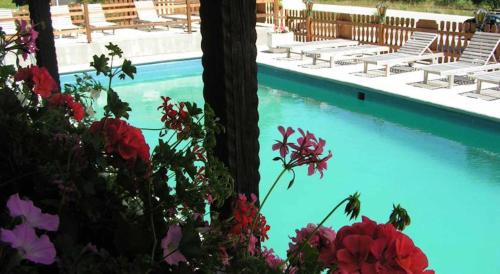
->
[200,0,260,205]
[29,0,60,85]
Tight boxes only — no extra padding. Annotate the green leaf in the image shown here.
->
[104,88,131,119]
[120,59,136,80]
[90,54,110,76]
[105,43,123,58]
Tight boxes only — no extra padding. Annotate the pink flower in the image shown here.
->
[272,126,295,158]
[248,234,257,255]
[261,247,284,270]
[15,20,38,60]
[219,246,230,266]
[7,193,59,232]
[274,126,333,179]
[288,224,336,267]
[161,225,186,265]
[0,223,56,265]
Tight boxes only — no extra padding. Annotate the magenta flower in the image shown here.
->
[288,224,337,266]
[273,126,333,178]
[261,247,284,270]
[272,126,295,158]
[7,193,59,232]
[0,223,56,265]
[248,234,257,255]
[161,225,187,265]
[15,20,38,60]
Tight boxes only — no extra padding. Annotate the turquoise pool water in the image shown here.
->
[61,59,500,273]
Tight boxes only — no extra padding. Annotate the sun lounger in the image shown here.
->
[422,32,500,89]
[304,45,390,68]
[88,4,117,34]
[135,1,172,29]
[278,39,359,58]
[50,5,82,37]
[0,9,16,35]
[361,32,443,76]
[474,70,500,93]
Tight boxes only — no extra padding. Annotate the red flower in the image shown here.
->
[90,118,150,165]
[49,93,85,122]
[14,66,57,98]
[333,217,434,274]
[158,97,191,139]
[230,193,270,242]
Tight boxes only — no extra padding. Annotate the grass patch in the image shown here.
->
[315,0,482,16]
[0,0,16,9]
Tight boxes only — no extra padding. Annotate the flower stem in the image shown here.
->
[284,197,350,273]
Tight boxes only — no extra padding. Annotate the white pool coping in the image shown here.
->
[256,50,500,123]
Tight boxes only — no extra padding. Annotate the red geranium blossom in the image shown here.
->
[332,216,434,274]
[158,97,190,139]
[14,66,58,98]
[90,118,150,165]
[230,193,270,241]
[49,93,85,121]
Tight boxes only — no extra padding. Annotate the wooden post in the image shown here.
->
[273,0,279,27]
[83,3,92,43]
[200,0,260,215]
[378,23,384,46]
[28,0,60,85]
[306,15,312,42]
[186,0,192,33]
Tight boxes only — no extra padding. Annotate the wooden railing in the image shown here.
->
[284,9,500,63]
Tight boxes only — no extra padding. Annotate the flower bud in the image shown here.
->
[388,204,411,231]
[344,192,361,221]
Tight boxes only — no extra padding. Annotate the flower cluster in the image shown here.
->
[288,224,337,267]
[274,24,289,33]
[158,96,190,139]
[333,216,434,274]
[15,20,38,60]
[273,126,333,178]
[0,194,59,265]
[49,93,85,121]
[229,194,270,255]
[90,118,150,165]
[261,247,285,270]
[14,65,58,98]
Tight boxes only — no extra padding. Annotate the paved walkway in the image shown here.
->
[256,49,500,122]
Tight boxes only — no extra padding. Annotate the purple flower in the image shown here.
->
[15,20,38,60]
[7,193,59,232]
[161,225,186,265]
[0,223,56,265]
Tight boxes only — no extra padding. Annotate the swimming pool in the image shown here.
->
[61,59,500,273]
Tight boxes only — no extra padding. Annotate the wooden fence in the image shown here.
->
[285,9,500,63]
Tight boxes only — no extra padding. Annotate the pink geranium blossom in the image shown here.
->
[261,247,284,270]
[161,225,187,265]
[0,223,56,265]
[7,193,59,232]
[272,126,295,158]
[273,126,333,178]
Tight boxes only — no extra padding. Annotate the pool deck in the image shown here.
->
[52,23,500,124]
[256,50,500,123]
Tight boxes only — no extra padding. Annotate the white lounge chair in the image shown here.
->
[361,32,444,76]
[161,0,200,22]
[88,4,116,34]
[474,70,500,94]
[135,1,171,29]
[422,32,500,89]
[50,5,82,38]
[304,45,390,68]
[278,39,359,58]
[0,9,16,35]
